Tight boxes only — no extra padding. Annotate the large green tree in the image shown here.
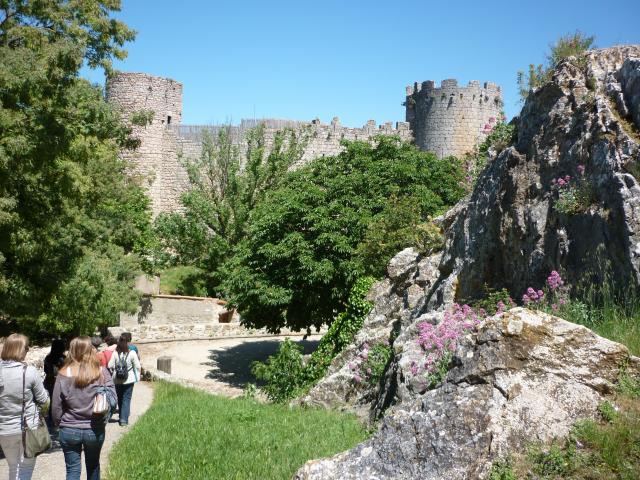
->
[0,1,150,336]
[155,124,307,295]
[220,137,465,332]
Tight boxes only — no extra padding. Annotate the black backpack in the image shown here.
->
[114,351,130,381]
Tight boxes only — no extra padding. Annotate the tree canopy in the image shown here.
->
[220,137,464,332]
[0,1,149,337]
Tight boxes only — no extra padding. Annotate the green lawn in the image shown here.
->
[106,382,368,480]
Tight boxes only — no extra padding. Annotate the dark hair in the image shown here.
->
[103,334,116,346]
[90,336,102,349]
[122,332,132,343]
[116,335,129,355]
[49,339,66,355]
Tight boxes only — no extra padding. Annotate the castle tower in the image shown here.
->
[106,72,183,216]
[405,79,503,158]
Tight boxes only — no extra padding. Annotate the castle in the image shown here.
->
[106,72,503,216]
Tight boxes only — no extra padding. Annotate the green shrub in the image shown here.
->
[130,109,155,127]
[351,342,393,387]
[251,338,307,403]
[252,277,376,402]
[488,459,518,480]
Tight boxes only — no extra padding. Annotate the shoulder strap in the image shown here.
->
[21,365,27,452]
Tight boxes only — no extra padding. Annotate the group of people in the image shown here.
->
[0,332,141,480]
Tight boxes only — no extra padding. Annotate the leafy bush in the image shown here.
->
[251,339,307,403]
[349,342,393,387]
[221,137,465,332]
[517,31,595,101]
[464,117,516,186]
[251,277,375,402]
[488,459,518,480]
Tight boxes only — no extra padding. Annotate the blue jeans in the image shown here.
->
[59,427,105,480]
[115,383,135,425]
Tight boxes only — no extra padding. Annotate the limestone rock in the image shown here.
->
[430,46,640,305]
[294,308,639,480]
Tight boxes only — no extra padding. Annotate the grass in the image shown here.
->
[159,266,207,296]
[554,291,640,356]
[106,382,369,480]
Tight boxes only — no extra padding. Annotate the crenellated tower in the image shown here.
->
[405,79,503,158]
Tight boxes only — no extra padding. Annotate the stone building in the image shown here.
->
[106,72,502,216]
[405,79,503,159]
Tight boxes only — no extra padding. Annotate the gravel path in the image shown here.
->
[0,381,154,480]
[138,334,321,397]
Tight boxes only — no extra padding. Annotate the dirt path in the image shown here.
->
[0,381,154,480]
[138,334,321,396]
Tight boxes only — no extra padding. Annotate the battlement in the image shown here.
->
[405,78,504,158]
[406,79,502,96]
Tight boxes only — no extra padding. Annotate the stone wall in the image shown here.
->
[119,294,237,328]
[406,79,503,158]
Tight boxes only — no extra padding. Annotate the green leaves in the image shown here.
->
[221,137,464,332]
[0,2,149,336]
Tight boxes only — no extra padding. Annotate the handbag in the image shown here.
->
[21,365,52,458]
[93,369,117,416]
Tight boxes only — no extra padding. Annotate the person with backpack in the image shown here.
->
[107,335,140,427]
[0,333,49,480]
[52,336,116,480]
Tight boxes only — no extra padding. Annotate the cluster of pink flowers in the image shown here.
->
[547,270,564,290]
[348,343,371,384]
[521,270,569,313]
[522,287,544,305]
[551,175,572,188]
[416,304,481,374]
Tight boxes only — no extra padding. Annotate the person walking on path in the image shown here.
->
[107,336,140,427]
[0,333,49,480]
[51,337,116,480]
[91,338,107,368]
[120,332,140,361]
[101,336,116,367]
[43,339,66,430]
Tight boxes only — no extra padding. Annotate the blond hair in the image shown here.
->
[1,333,29,362]
[63,336,101,388]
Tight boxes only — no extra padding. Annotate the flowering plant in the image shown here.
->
[349,341,392,386]
[522,270,569,313]
[552,164,593,215]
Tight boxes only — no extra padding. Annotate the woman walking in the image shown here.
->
[51,336,116,480]
[0,333,49,480]
[107,335,140,427]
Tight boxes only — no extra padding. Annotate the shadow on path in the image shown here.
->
[202,338,319,388]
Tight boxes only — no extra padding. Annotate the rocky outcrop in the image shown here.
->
[298,249,442,419]
[294,46,640,479]
[431,45,640,304]
[295,308,640,479]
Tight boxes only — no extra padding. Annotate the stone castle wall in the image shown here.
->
[107,72,501,215]
[406,79,503,158]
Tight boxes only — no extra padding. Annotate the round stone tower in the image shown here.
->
[106,72,183,216]
[405,79,503,158]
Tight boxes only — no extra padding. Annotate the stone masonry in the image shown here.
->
[107,72,502,216]
[406,79,503,158]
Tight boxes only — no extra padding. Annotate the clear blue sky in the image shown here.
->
[82,0,640,127]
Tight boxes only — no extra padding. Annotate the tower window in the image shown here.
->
[167,115,172,125]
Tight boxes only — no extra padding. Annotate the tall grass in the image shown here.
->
[106,382,368,480]
[555,282,640,355]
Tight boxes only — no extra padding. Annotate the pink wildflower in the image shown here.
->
[559,297,567,305]
[557,178,566,187]
[488,117,496,123]
[353,374,362,384]
[537,290,544,299]
[577,165,585,175]
[552,303,559,311]
[496,301,506,314]
[547,271,564,290]
[522,294,530,304]
[410,362,418,376]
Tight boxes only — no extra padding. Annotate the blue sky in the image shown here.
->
[83,0,640,127]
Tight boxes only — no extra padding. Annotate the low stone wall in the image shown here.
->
[108,322,322,343]
[119,294,238,328]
